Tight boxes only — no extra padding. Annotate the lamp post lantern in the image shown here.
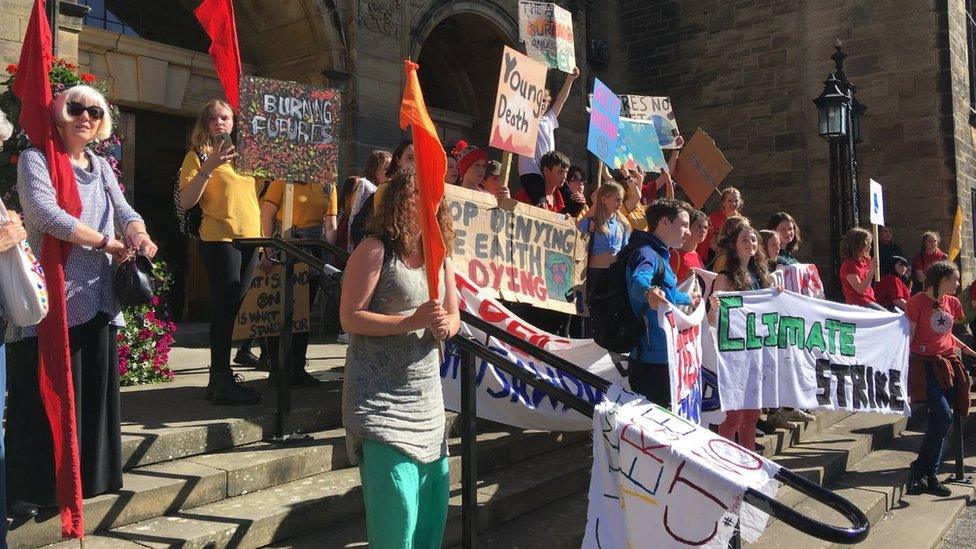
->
[813,40,866,298]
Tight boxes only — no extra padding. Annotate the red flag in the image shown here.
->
[399,61,447,299]
[194,0,242,111]
[14,0,84,538]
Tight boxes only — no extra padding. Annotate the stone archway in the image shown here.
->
[412,3,518,149]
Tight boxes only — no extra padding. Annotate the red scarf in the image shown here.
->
[13,0,84,538]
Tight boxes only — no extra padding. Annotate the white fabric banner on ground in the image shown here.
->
[440,273,622,431]
[714,289,911,415]
[660,299,706,423]
[583,385,781,548]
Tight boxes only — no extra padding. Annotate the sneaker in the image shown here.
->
[925,474,952,497]
[908,460,929,493]
[208,371,261,405]
[780,408,816,422]
[766,410,798,430]
[337,332,349,344]
[234,348,262,368]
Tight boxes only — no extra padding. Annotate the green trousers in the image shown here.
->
[360,438,450,549]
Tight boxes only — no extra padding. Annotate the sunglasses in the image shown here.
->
[66,101,105,120]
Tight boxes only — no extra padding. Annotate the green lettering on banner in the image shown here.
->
[824,319,841,354]
[839,322,856,357]
[805,321,827,353]
[745,313,763,349]
[777,316,806,350]
[760,313,779,346]
[718,296,745,351]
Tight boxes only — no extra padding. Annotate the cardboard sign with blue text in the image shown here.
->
[518,1,576,73]
[587,78,622,166]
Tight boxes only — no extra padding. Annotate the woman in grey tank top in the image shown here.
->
[340,169,460,549]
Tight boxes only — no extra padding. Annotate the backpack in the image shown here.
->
[174,150,207,238]
[588,247,665,353]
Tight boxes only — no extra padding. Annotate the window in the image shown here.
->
[81,0,210,52]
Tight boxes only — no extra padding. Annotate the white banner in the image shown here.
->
[583,386,781,548]
[776,263,826,299]
[714,289,911,415]
[440,273,622,431]
[661,300,706,423]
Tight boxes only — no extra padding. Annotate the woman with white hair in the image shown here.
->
[0,107,29,533]
[5,85,156,517]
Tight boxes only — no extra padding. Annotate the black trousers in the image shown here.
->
[628,361,671,408]
[199,241,258,374]
[5,313,122,504]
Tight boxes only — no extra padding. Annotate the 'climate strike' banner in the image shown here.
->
[490,46,548,157]
[584,386,781,548]
[714,289,911,415]
[660,300,706,423]
[441,272,621,431]
[445,185,585,314]
[518,1,576,73]
[237,75,341,184]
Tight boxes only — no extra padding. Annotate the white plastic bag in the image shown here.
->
[0,203,48,326]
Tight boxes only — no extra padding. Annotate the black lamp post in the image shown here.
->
[813,41,866,298]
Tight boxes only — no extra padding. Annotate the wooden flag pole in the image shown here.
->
[282,182,294,237]
[872,224,881,282]
[500,151,514,191]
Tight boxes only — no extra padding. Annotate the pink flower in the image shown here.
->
[119,344,130,356]
[145,311,156,323]
[151,296,160,306]
[138,328,152,340]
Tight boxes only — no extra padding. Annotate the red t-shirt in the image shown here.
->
[670,249,703,283]
[697,210,729,262]
[906,292,963,356]
[874,274,910,309]
[514,187,565,213]
[840,258,876,306]
[913,249,948,275]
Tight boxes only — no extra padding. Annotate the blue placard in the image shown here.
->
[614,118,668,173]
[587,78,622,166]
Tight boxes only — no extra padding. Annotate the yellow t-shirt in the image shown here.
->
[622,203,647,232]
[179,151,261,242]
[372,182,389,218]
[263,179,338,229]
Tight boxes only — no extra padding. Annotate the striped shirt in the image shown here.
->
[10,148,143,340]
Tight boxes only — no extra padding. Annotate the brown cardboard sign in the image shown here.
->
[445,185,584,314]
[232,263,310,340]
[672,128,733,208]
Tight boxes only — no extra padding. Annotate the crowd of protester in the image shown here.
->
[3,66,976,547]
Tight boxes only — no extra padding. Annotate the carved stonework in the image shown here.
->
[358,0,402,36]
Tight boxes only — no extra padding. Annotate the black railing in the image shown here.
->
[237,236,871,546]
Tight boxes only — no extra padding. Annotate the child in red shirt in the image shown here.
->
[838,228,877,306]
[913,230,948,289]
[874,255,912,310]
[905,261,976,497]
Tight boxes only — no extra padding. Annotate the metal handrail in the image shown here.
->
[236,236,870,546]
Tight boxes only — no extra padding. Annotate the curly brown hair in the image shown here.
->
[840,228,871,260]
[717,224,770,291]
[366,168,455,260]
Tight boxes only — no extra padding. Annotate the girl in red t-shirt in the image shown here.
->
[839,228,877,306]
[913,230,948,288]
[905,262,976,497]
[698,187,742,265]
[874,255,912,310]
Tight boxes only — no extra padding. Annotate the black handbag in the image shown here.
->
[114,253,156,307]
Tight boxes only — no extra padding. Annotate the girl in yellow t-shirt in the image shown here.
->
[178,99,261,406]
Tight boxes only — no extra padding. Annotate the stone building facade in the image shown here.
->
[1,0,975,314]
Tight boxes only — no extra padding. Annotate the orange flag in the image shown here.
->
[400,60,447,299]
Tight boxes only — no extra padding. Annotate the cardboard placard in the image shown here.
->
[620,94,683,149]
[445,185,584,314]
[869,178,885,226]
[237,75,341,184]
[232,263,310,340]
[518,1,576,73]
[587,78,622,167]
[614,118,668,173]
[672,128,733,208]
[490,46,548,157]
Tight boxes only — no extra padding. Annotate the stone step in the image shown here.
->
[53,441,592,549]
[449,493,588,549]
[23,425,585,549]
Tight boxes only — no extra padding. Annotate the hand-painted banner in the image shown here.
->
[445,184,585,313]
[237,75,341,184]
[232,263,310,340]
[620,94,684,149]
[584,385,781,548]
[587,78,622,167]
[614,118,668,173]
[518,1,575,73]
[714,289,911,415]
[441,272,622,431]
[660,299,706,423]
[773,263,826,299]
[490,46,548,156]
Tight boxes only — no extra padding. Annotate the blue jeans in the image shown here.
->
[917,362,956,476]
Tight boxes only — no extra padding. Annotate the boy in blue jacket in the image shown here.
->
[619,199,700,406]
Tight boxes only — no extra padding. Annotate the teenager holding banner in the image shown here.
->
[906,262,976,497]
[451,140,488,191]
[839,228,878,307]
[579,181,630,285]
[178,99,262,405]
[514,150,573,213]
[620,199,699,406]
[340,169,459,549]
[517,67,580,204]
[707,224,771,450]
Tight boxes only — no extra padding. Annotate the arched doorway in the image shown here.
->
[415,10,517,150]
